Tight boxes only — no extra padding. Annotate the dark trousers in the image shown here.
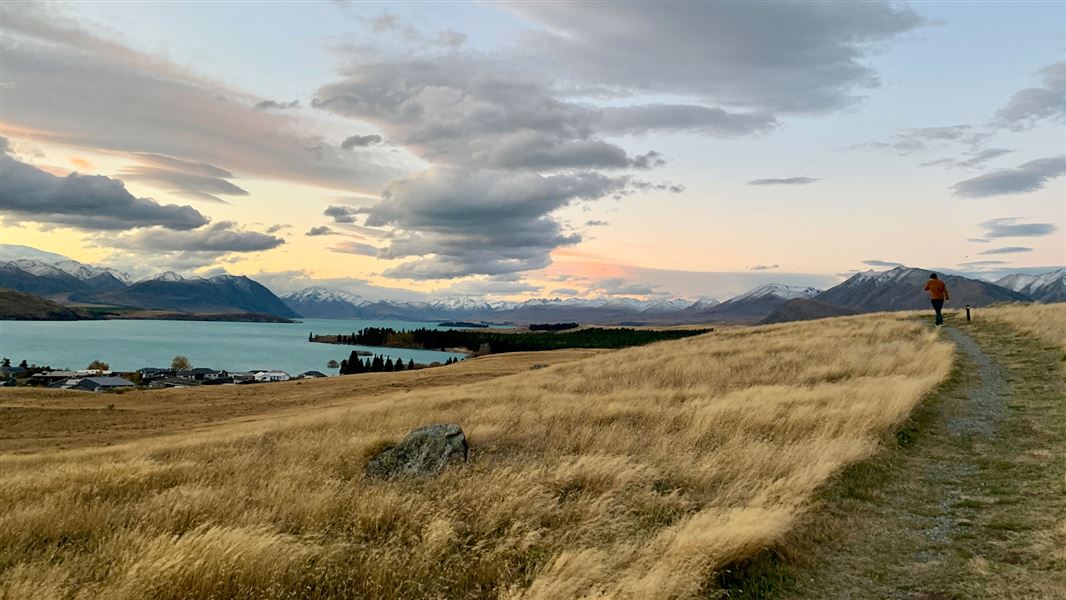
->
[931,299,945,325]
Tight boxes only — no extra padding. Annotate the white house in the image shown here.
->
[253,371,290,382]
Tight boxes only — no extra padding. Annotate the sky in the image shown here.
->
[1,1,1063,301]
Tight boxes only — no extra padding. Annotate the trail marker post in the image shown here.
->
[965,304,971,322]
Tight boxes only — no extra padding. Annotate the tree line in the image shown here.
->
[321,326,710,354]
[339,351,461,375]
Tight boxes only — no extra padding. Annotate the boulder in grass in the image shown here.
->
[365,423,469,479]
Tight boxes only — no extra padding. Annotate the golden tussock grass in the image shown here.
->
[0,314,953,599]
[981,302,1066,354]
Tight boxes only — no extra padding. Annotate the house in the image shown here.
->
[298,370,328,379]
[253,371,290,382]
[176,368,224,381]
[137,367,175,381]
[29,370,77,386]
[71,376,135,392]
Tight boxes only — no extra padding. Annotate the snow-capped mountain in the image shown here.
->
[730,283,820,302]
[700,284,822,322]
[995,269,1066,303]
[147,271,187,283]
[430,296,495,314]
[816,266,1029,312]
[1,258,295,317]
[642,298,694,314]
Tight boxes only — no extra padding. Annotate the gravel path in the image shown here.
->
[763,322,1066,600]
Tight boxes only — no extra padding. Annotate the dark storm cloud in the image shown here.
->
[993,61,1066,131]
[341,134,384,150]
[508,1,924,113]
[0,138,207,231]
[952,156,1066,197]
[747,177,819,186]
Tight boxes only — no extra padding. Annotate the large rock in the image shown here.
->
[365,423,469,479]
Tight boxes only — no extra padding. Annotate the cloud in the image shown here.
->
[109,221,285,252]
[0,4,397,193]
[0,138,208,230]
[363,167,630,279]
[957,260,1008,267]
[993,61,1065,130]
[862,259,904,267]
[978,246,1032,255]
[341,134,384,150]
[749,264,779,271]
[747,177,819,186]
[254,99,300,110]
[585,220,609,227]
[306,226,337,236]
[329,240,379,256]
[117,154,250,203]
[598,104,778,137]
[921,148,1014,170]
[592,277,659,296]
[976,217,1057,239]
[509,2,923,114]
[956,148,1014,169]
[266,224,290,234]
[549,288,580,296]
[324,205,369,224]
[853,125,986,156]
[952,156,1066,197]
[437,277,541,296]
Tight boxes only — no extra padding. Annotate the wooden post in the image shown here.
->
[965,305,971,322]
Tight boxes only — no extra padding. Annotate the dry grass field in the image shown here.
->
[982,302,1066,354]
[0,314,953,599]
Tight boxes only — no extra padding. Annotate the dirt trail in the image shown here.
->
[734,321,1066,600]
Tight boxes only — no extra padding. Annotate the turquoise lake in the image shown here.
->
[0,319,469,375]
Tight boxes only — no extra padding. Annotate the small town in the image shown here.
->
[0,357,325,392]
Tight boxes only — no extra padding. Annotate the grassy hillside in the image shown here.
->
[0,314,953,599]
[0,288,89,320]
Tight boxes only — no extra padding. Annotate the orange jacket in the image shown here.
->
[924,279,949,300]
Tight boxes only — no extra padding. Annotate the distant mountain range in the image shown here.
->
[815,267,1031,312]
[995,268,1066,303]
[1,252,1063,324]
[0,259,297,318]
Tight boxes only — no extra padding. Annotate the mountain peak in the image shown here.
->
[150,271,185,282]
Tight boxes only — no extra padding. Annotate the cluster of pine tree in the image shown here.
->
[341,326,710,354]
[338,351,416,375]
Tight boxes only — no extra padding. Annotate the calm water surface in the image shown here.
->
[0,318,469,375]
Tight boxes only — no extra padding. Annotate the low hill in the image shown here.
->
[0,288,90,320]
[759,297,858,324]
[0,313,952,598]
[816,266,1029,312]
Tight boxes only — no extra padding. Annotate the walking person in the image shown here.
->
[923,273,949,327]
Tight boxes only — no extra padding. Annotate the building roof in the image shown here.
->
[75,376,135,389]
[300,370,328,377]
